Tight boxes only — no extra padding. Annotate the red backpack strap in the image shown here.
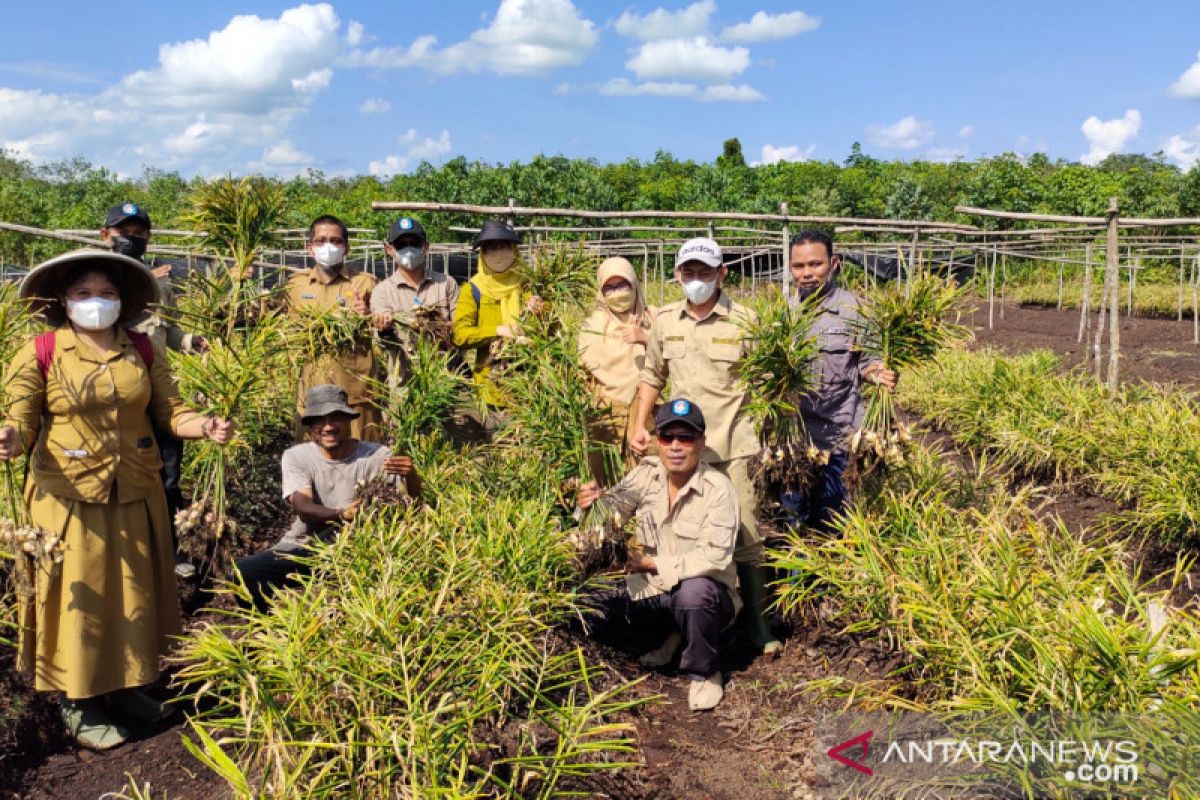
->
[126,330,155,369]
[34,330,56,379]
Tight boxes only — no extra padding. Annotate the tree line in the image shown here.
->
[2,138,1199,266]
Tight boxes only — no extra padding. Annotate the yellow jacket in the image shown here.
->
[452,280,529,407]
[3,326,190,504]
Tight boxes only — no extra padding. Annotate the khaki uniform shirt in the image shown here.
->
[640,292,759,462]
[796,286,881,452]
[285,266,378,405]
[603,458,740,609]
[3,326,190,504]
[369,269,460,322]
[130,276,201,354]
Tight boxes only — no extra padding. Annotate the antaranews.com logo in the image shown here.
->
[813,713,1150,798]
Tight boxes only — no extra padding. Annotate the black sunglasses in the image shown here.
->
[657,431,700,444]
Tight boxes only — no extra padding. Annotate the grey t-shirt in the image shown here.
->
[273,440,393,552]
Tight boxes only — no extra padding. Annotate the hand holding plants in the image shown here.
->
[383,455,413,477]
[0,426,18,461]
[577,480,601,510]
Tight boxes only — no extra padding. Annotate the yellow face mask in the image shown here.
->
[604,287,635,313]
[483,245,517,272]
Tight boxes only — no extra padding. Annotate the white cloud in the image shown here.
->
[958,125,974,138]
[261,140,313,166]
[925,146,966,162]
[1163,128,1200,169]
[1170,51,1200,98]
[720,10,820,43]
[119,4,342,113]
[369,154,409,176]
[369,128,453,176]
[598,78,697,97]
[752,143,815,165]
[614,1,715,41]
[596,77,762,102]
[400,128,452,160]
[0,4,351,175]
[346,20,366,46]
[1080,108,1141,165]
[351,0,597,76]
[867,115,935,149]
[359,97,391,114]
[627,37,750,84]
[699,83,764,102]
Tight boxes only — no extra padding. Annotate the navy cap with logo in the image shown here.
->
[387,216,426,244]
[104,202,152,230]
[655,398,706,433]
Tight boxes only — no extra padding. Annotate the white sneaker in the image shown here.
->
[174,561,197,579]
[639,631,683,668]
[688,673,724,711]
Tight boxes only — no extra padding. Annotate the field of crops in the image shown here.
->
[3,185,1200,798]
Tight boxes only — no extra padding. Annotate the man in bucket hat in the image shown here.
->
[233,384,421,610]
[577,398,738,711]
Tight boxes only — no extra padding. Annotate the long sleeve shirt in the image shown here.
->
[602,458,740,610]
[639,292,760,463]
[3,326,191,504]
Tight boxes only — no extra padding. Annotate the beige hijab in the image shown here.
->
[577,257,654,406]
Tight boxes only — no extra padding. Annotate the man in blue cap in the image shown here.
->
[577,398,737,711]
[369,217,462,385]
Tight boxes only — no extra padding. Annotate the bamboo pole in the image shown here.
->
[999,254,1007,320]
[1057,261,1065,310]
[1193,255,1199,345]
[1093,253,1108,380]
[987,248,996,330]
[780,202,790,294]
[1179,250,1186,322]
[372,200,979,231]
[1105,197,1121,392]
[1078,242,1093,344]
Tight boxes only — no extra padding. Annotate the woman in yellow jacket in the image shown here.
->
[0,250,234,750]
[451,220,543,409]
[577,256,656,483]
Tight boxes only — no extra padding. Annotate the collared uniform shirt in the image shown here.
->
[640,292,759,463]
[3,326,190,504]
[603,458,740,609]
[369,268,460,322]
[285,266,378,405]
[796,285,881,452]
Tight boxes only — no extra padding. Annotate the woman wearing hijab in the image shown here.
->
[577,257,655,483]
[451,219,543,409]
[0,250,234,750]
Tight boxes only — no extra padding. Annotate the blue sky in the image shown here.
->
[2,1,1199,177]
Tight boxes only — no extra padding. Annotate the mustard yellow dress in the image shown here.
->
[3,326,189,699]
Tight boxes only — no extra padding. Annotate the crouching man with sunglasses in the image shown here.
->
[576,399,738,711]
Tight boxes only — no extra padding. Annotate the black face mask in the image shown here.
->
[111,235,148,260]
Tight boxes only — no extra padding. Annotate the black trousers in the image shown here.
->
[233,548,312,612]
[585,576,733,679]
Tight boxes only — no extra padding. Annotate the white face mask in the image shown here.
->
[682,278,717,305]
[67,297,121,331]
[312,243,345,269]
[394,246,426,272]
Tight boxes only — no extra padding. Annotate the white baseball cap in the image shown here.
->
[674,237,723,269]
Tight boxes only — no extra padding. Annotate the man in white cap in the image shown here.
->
[630,237,781,656]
